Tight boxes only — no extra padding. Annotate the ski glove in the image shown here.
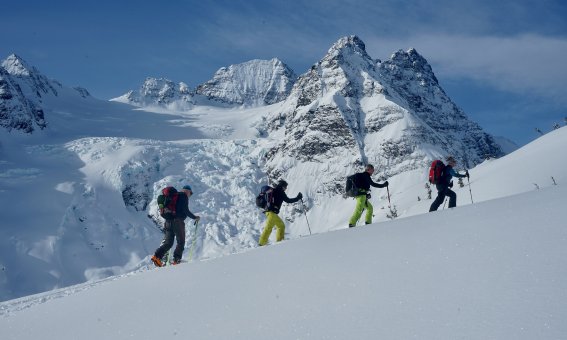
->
[465,170,470,178]
[297,192,303,200]
[384,181,389,187]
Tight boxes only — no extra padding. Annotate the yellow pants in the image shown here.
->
[349,194,374,226]
[259,211,285,246]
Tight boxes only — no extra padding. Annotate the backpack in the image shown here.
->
[157,186,180,220]
[428,160,445,184]
[345,174,358,197]
[255,185,274,210]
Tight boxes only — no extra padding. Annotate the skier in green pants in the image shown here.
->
[348,164,389,227]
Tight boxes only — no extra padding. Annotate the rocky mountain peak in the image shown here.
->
[264,36,502,196]
[0,54,92,133]
[325,35,369,60]
[382,48,439,87]
[2,54,34,76]
[114,77,195,108]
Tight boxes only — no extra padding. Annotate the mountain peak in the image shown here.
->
[196,58,296,106]
[328,35,367,54]
[2,53,34,76]
[388,48,435,79]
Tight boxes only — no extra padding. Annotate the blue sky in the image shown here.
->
[1,0,566,145]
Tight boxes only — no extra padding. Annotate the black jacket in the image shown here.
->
[175,192,197,220]
[353,172,387,193]
[268,186,301,214]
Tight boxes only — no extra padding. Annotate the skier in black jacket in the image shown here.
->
[348,164,389,227]
[151,185,200,267]
[258,180,302,246]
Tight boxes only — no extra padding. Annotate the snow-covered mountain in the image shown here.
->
[1,127,566,339]
[262,36,502,197]
[196,58,296,106]
[0,54,91,133]
[112,77,195,110]
[113,58,296,108]
[0,36,518,303]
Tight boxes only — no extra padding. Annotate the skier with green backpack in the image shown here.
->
[346,164,389,228]
[151,185,200,267]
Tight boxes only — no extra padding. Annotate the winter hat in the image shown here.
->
[277,180,288,189]
[182,185,192,191]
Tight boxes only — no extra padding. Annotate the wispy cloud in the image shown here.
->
[365,34,567,103]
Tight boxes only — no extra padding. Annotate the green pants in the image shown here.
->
[259,211,285,246]
[349,194,374,226]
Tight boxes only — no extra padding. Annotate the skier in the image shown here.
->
[429,156,469,212]
[348,164,389,227]
[258,180,302,246]
[151,185,200,267]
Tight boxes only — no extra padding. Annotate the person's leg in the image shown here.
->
[446,189,457,208]
[429,186,447,212]
[349,195,367,226]
[154,221,175,258]
[364,199,374,224]
[274,214,286,242]
[259,212,276,246]
[172,219,187,262]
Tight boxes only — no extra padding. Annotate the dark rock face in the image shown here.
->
[0,66,46,133]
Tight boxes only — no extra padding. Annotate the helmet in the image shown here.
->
[182,185,192,191]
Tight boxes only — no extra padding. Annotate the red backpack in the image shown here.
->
[428,160,445,184]
[157,186,180,220]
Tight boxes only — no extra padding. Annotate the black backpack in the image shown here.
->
[345,174,358,197]
[255,185,274,210]
[157,186,179,220]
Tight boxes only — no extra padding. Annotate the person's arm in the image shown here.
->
[283,192,303,204]
[448,167,467,178]
[369,178,388,188]
[179,194,199,220]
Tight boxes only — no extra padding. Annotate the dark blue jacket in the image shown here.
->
[175,192,197,220]
[440,165,466,186]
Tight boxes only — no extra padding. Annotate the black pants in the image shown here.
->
[154,219,186,261]
[429,184,457,212]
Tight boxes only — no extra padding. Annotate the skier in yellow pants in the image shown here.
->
[258,180,302,246]
[348,164,389,227]
[349,193,374,226]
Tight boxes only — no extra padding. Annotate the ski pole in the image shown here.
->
[300,198,312,235]
[467,177,474,204]
[386,186,391,207]
[188,219,200,261]
[442,197,448,210]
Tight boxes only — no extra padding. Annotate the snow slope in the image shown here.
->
[1,180,566,339]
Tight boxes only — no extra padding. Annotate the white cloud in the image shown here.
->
[366,34,567,103]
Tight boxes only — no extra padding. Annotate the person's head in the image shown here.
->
[182,184,193,196]
[446,156,457,166]
[276,180,288,190]
[365,164,375,175]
